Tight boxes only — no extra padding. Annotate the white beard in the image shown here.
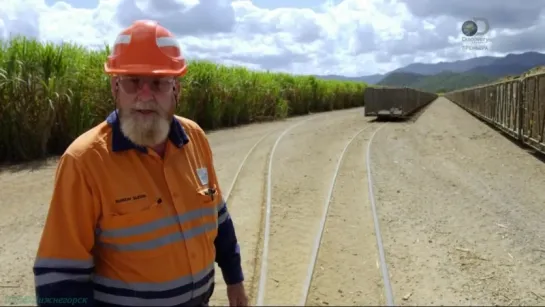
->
[118,102,171,147]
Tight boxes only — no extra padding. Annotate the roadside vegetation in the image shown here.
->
[0,36,367,163]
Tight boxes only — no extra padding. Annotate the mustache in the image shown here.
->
[132,100,159,112]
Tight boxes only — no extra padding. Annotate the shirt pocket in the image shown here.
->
[97,202,174,260]
[107,196,161,216]
[194,185,220,246]
[195,185,219,205]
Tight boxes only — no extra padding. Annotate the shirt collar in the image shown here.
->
[106,110,189,153]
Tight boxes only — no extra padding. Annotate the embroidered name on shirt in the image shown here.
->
[115,194,147,204]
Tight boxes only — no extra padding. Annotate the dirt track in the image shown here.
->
[1,97,545,306]
[371,98,545,306]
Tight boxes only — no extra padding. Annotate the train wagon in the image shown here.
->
[364,87,438,120]
[445,72,545,155]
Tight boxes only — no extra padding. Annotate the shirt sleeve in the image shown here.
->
[214,199,244,285]
[33,153,100,306]
[203,135,245,285]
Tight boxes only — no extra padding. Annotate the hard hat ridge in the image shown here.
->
[104,20,187,77]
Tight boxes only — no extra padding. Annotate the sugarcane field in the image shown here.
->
[2,23,545,307]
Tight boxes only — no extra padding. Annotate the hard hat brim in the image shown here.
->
[104,63,187,77]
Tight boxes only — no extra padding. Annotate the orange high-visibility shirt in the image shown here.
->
[33,111,243,307]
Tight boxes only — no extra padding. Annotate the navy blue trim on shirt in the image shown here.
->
[106,110,189,153]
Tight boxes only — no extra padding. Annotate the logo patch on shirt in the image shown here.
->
[197,167,209,186]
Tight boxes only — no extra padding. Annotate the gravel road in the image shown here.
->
[1,98,544,306]
[371,97,545,306]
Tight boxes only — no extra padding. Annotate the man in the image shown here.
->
[32,20,248,307]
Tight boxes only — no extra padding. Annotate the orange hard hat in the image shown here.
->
[104,20,187,76]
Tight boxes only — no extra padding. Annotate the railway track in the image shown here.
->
[215,109,394,306]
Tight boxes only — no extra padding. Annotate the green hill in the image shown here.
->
[410,71,497,92]
[325,51,545,87]
[377,64,545,93]
[376,72,426,87]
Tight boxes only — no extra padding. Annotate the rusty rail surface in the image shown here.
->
[364,87,438,119]
[445,73,545,155]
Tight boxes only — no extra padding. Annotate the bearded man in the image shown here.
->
[32,20,248,307]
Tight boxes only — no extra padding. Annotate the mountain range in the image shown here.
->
[318,51,545,93]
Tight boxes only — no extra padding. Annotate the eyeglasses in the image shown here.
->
[118,76,175,94]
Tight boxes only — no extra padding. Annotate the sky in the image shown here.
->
[2,0,545,76]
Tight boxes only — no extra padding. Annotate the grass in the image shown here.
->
[0,36,367,163]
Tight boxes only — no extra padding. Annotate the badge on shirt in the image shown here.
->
[197,167,209,186]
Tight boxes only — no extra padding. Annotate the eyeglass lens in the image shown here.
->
[119,77,173,94]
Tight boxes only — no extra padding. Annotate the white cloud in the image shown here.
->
[1,0,545,76]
